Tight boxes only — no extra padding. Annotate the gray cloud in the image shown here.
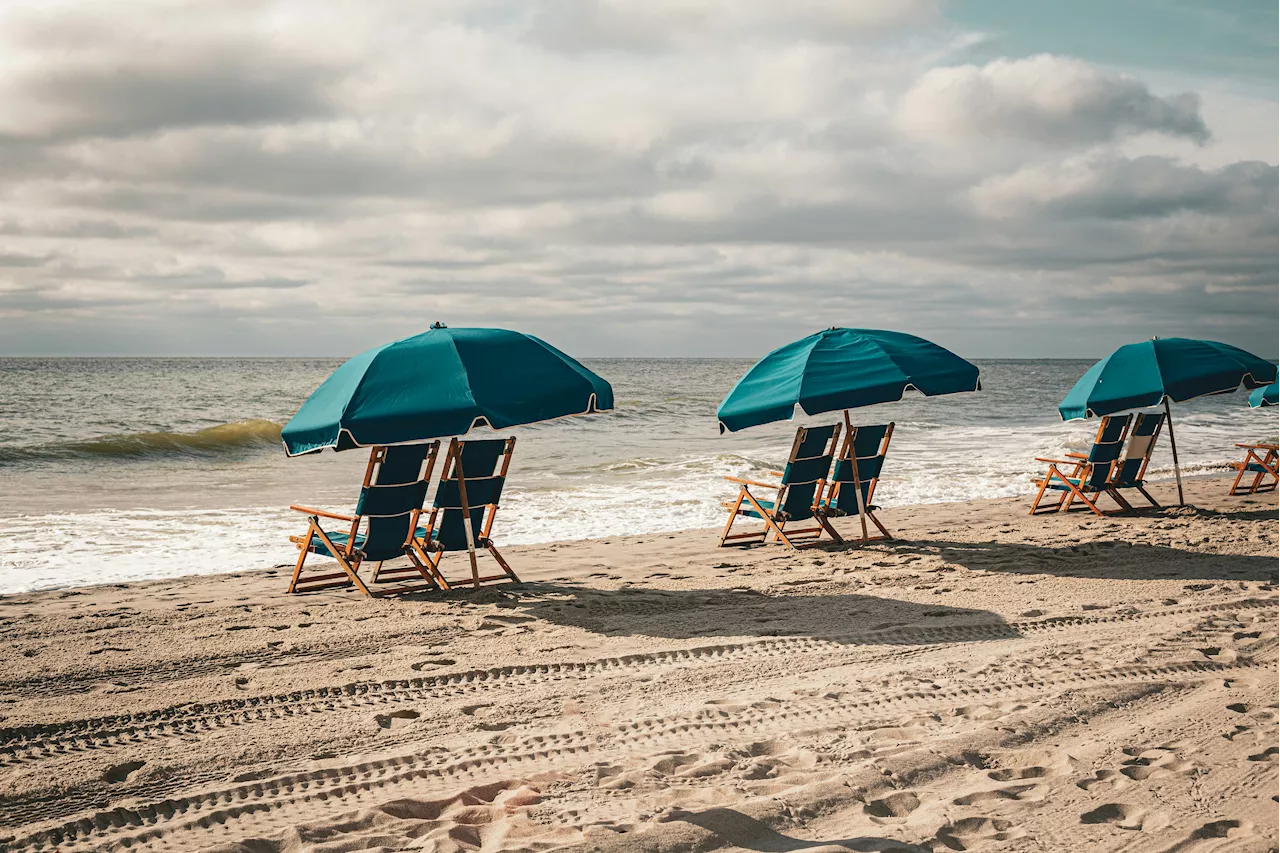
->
[897,55,1211,146]
[0,1,1273,358]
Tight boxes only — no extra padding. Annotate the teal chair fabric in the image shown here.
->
[430,439,509,552]
[418,437,520,588]
[1110,413,1165,489]
[826,423,892,516]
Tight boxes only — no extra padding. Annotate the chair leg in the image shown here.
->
[866,510,893,540]
[411,542,451,590]
[287,539,310,594]
[1105,487,1136,514]
[815,511,844,544]
[1134,485,1160,508]
[718,492,745,546]
[1029,479,1052,515]
[307,519,373,597]
[741,492,794,549]
[1043,467,1105,517]
[486,542,520,583]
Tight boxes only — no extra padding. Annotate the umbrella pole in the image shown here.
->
[844,410,870,544]
[1164,398,1184,506]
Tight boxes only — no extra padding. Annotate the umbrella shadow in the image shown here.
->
[670,807,928,852]
[455,581,1015,644]
[891,538,1276,583]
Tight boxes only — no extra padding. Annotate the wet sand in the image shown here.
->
[0,476,1275,852]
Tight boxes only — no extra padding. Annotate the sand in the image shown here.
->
[0,475,1275,853]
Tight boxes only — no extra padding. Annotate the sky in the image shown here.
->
[0,0,1275,358]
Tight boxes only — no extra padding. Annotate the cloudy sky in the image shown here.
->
[0,0,1275,357]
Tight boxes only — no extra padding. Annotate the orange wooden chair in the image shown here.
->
[288,442,445,595]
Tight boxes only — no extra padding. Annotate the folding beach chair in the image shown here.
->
[1103,412,1165,511]
[1229,443,1278,495]
[417,437,519,589]
[288,442,444,595]
[1029,414,1131,516]
[719,423,841,548]
[816,422,895,544]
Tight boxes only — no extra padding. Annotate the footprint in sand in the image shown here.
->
[988,766,1049,782]
[103,760,146,783]
[953,784,1040,806]
[1247,746,1278,763]
[1080,803,1168,832]
[375,709,421,730]
[1077,769,1127,792]
[411,657,457,670]
[935,816,1021,850]
[863,791,920,820]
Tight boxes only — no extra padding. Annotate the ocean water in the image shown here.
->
[0,358,1274,594]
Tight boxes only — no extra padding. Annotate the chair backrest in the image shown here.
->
[776,423,840,521]
[428,437,515,551]
[1110,412,1164,487]
[353,442,439,561]
[829,422,894,515]
[1080,414,1131,491]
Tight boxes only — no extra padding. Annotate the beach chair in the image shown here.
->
[1103,412,1165,511]
[719,423,841,548]
[1229,443,1278,495]
[1029,414,1131,516]
[416,437,519,589]
[288,442,444,595]
[817,422,895,544]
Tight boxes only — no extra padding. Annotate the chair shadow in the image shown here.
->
[889,538,1276,583]
[674,807,928,852]
[454,581,1015,644]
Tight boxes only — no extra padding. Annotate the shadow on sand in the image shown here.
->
[439,581,1015,644]
[673,807,928,852]
[889,538,1276,583]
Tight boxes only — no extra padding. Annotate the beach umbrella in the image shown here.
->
[717,327,980,543]
[1249,381,1278,408]
[716,327,981,434]
[282,324,613,456]
[1058,337,1276,506]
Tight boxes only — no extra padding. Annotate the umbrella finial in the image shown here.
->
[431,321,448,329]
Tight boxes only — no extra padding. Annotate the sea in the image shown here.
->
[1,358,1274,594]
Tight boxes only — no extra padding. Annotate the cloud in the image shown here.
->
[897,55,1211,146]
[0,1,1273,358]
[527,0,941,53]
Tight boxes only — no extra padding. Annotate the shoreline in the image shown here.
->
[0,474,1275,852]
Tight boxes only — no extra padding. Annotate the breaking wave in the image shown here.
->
[0,420,283,464]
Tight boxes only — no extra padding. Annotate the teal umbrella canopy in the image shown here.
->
[1058,338,1276,421]
[282,326,613,456]
[717,328,981,433]
[1250,381,1278,408]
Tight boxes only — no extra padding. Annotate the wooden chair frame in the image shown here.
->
[1229,443,1278,495]
[817,419,895,545]
[287,442,445,596]
[1029,415,1131,517]
[719,424,842,549]
[417,437,520,589]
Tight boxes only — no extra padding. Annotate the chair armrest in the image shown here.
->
[289,504,356,522]
[723,476,782,490]
[1034,457,1081,466]
[1064,451,1088,459]
[767,470,784,477]
[1236,443,1279,450]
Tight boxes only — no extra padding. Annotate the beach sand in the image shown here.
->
[0,476,1275,852]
